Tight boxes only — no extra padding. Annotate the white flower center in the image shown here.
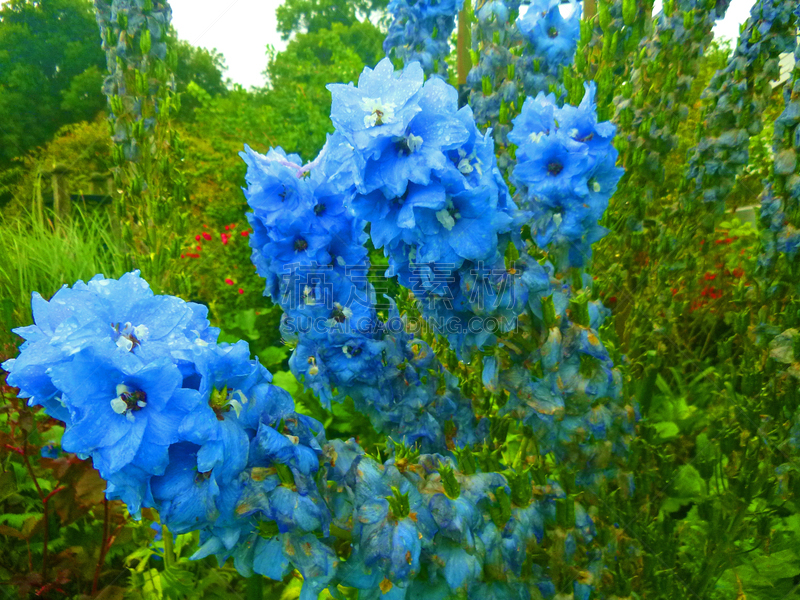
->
[110,383,146,423]
[457,149,483,178]
[529,131,546,144]
[326,302,354,327]
[361,97,396,127]
[406,133,423,152]
[436,208,457,231]
[303,285,316,306]
[114,322,149,352]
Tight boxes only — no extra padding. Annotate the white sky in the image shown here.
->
[1,0,758,89]
[169,0,287,89]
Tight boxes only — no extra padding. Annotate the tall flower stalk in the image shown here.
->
[94,0,187,280]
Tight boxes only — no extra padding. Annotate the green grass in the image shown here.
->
[0,209,131,344]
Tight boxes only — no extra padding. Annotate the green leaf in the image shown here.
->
[670,464,706,499]
[653,421,680,441]
[272,371,299,395]
[257,345,289,369]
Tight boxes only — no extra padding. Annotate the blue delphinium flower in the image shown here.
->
[48,348,196,485]
[150,442,222,534]
[1,271,218,424]
[243,80,490,451]
[510,82,623,272]
[517,0,581,91]
[328,59,427,162]
[684,0,796,213]
[384,0,465,79]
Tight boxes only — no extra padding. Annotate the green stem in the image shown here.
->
[162,524,175,569]
[514,437,530,470]
[246,575,264,600]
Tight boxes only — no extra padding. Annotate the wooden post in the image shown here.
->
[50,163,71,219]
[584,0,597,20]
[33,170,44,226]
[457,0,472,86]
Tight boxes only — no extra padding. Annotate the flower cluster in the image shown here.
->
[2,271,613,599]
[516,0,581,97]
[467,0,523,166]
[612,0,728,206]
[323,59,634,486]
[684,0,796,212]
[0,272,308,519]
[317,441,600,600]
[94,0,174,162]
[384,0,465,78]
[325,57,527,358]
[760,4,800,271]
[495,285,635,488]
[1,272,346,597]
[509,83,624,272]
[242,63,489,452]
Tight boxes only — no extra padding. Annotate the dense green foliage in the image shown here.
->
[0,0,105,166]
[275,0,389,38]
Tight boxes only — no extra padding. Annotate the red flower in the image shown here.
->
[238,288,244,295]
[181,254,185,259]
[704,272,716,281]
[225,278,234,286]
[221,233,230,245]
[202,232,212,241]
[195,234,201,241]
[241,230,250,238]
[224,225,230,231]
[732,267,744,278]
[671,288,678,296]
[196,245,202,251]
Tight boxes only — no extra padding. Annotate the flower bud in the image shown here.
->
[569,293,591,327]
[598,0,611,32]
[489,486,512,528]
[140,29,152,55]
[439,463,461,500]
[542,295,558,328]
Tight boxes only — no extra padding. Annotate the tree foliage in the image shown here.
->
[0,0,105,165]
[275,0,389,39]
[172,36,229,119]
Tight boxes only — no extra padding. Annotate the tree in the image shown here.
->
[0,0,106,165]
[172,35,229,120]
[275,0,389,40]
[0,0,230,172]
